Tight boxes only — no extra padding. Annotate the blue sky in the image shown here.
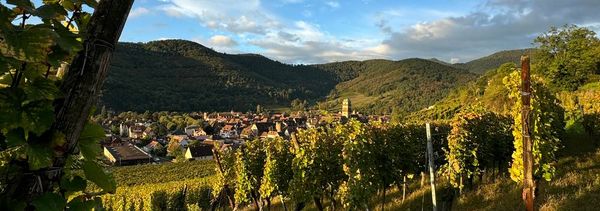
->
[119,0,600,64]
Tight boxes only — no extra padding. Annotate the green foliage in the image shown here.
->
[150,190,168,211]
[82,160,117,193]
[32,192,66,211]
[319,58,477,115]
[290,125,345,206]
[210,142,236,209]
[504,71,565,182]
[158,113,201,131]
[534,25,600,91]
[102,177,214,211]
[234,139,266,204]
[290,98,308,111]
[405,62,518,122]
[445,111,513,190]
[103,40,339,112]
[99,160,215,210]
[453,49,535,74]
[0,0,112,209]
[337,120,378,209]
[259,137,293,200]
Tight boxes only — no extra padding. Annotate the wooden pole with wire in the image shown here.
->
[521,55,535,211]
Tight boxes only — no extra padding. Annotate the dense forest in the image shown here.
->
[452,49,536,74]
[102,40,526,113]
[103,40,339,112]
[316,59,477,115]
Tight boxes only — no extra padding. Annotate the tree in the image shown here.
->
[534,25,600,91]
[167,140,183,156]
[290,98,307,111]
[256,104,263,114]
[0,0,134,209]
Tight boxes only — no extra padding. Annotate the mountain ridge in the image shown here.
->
[101,39,528,113]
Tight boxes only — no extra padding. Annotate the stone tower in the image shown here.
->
[342,98,352,118]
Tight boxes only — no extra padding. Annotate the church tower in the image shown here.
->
[342,98,352,118]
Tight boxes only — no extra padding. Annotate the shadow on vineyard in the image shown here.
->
[258,147,600,211]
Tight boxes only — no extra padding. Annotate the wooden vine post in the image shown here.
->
[426,123,437,211]
[521,55,535,211]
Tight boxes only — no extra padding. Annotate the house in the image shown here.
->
[251,122,273,137]
[266,131,280,139]
[219,124,239,139]
[192,135,211,141]
[128,125,146,139]
[184,144,214,160]
[168,132,189,143]
[143,140,163,153]
[104,144,152,166]
[166,138,190,155]
[142,127,155,139]
[185,125,206,136]
[240,126,254,139]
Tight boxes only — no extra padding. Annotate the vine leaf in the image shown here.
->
[34,3,67,20]
[26,143,53,170]
[67,196,100,211]
[23,78,61,104]
[83,0,98,9]
[54,20,83,53]
[32,192,66,211]
[5,128,26,147]
[61,175,87,192]
[78,123,105,160]
[6,0,35,12]
[82,160,116,193]
[0,26,58,62]
[21,103,55,136]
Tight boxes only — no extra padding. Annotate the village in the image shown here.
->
[99,99,390,166]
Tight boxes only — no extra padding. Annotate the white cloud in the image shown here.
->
[326,1,340,8]
[249,21,388,63]
[129,7,150,18]
[159,0,277,35]
[209,35,238,47]
[380,0,600,62]
[155,0,385,63]
[158,37,177,40]
[281,0,304,3]
[191,35,240,54]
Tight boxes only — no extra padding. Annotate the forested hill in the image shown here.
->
[102,39,516,113]
[102,40,339,112]
[315,59,477,114]
[453,48,535,74]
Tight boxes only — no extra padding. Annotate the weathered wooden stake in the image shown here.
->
[426,123,437,211]
[521,56,535,211]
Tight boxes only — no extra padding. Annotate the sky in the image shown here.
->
[119,0,600,64]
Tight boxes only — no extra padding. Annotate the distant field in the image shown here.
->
[110,160,215,187]
[102,160,216,210]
